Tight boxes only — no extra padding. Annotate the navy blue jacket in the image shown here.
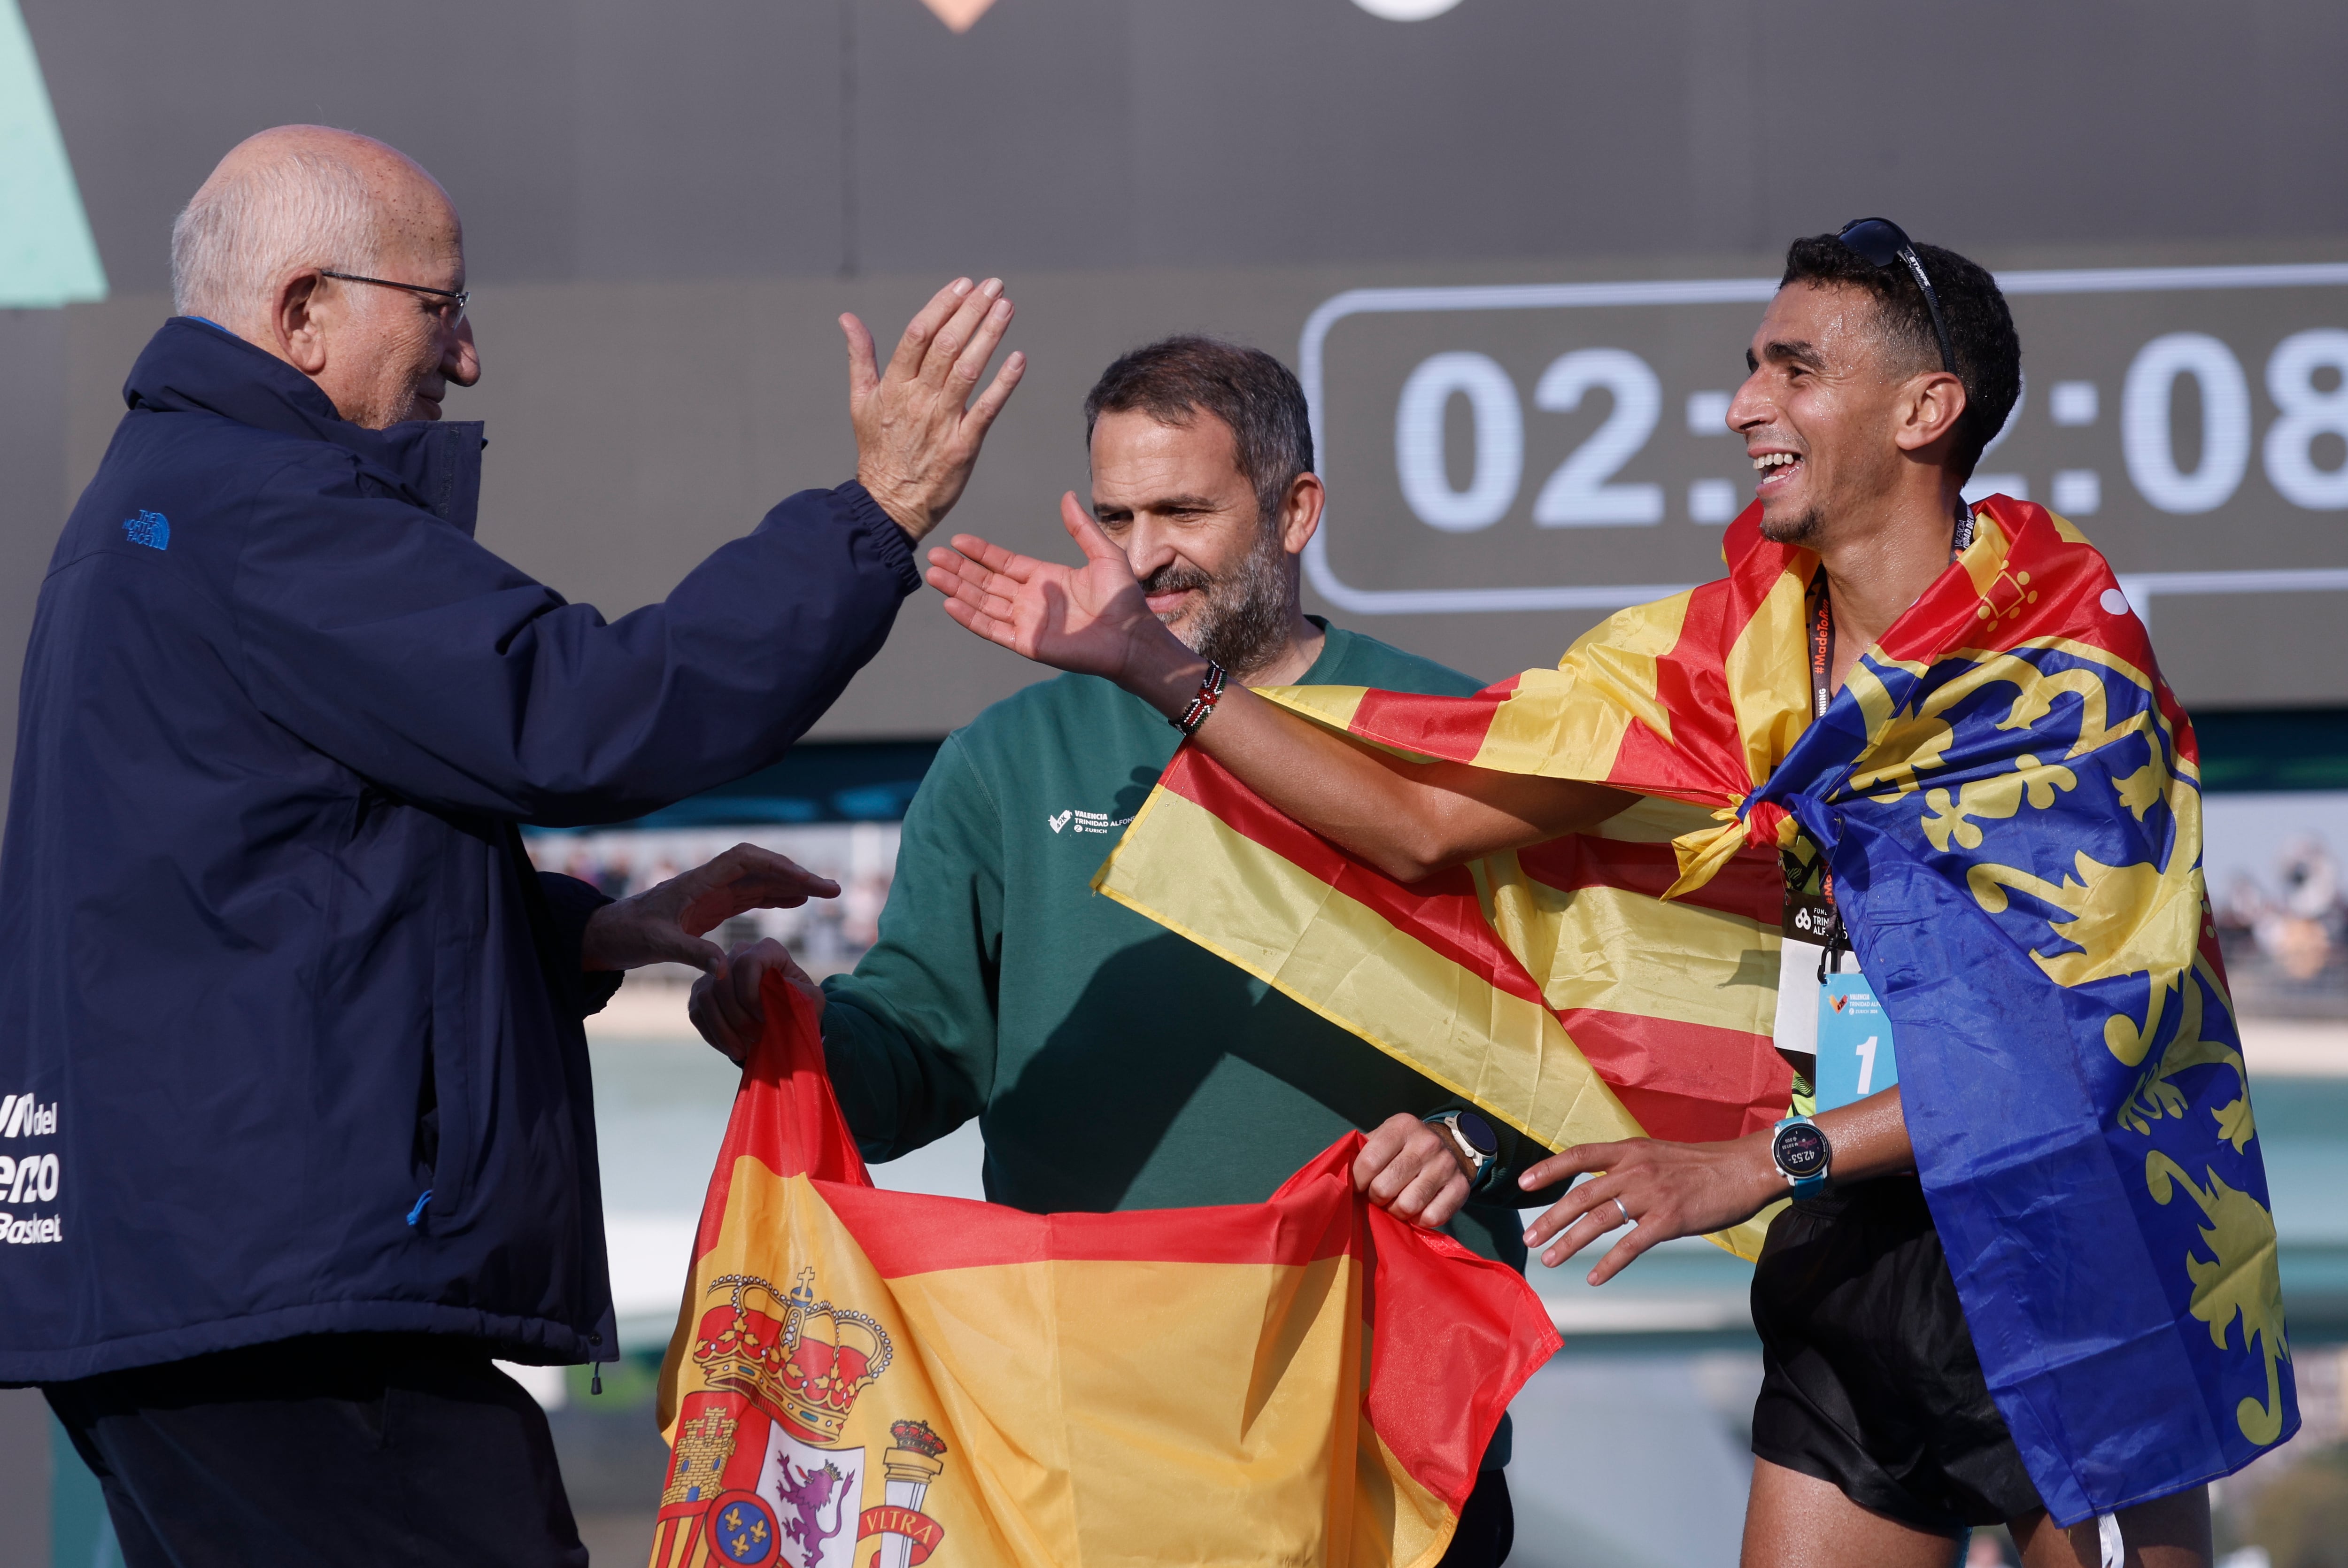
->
[0,319,919,1381]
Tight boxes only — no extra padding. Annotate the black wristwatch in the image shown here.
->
[1771,1116,1832,1197]
[1426,1110,1498,1180]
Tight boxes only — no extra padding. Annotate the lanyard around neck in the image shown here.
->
[1805,507,1977,723]
[1807,571,1836,721]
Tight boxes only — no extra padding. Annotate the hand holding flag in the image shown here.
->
[1353,1113,1477,1229]
[650,973,1563,1568]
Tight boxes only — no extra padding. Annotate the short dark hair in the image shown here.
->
[1082,336,1314,526]
[1780,232,2021,480]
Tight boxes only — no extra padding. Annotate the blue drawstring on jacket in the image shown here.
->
[405,1190,433,1227]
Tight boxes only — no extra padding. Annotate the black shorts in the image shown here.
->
[1434,1469,1513,1568]
[1749,1174,2043,1536]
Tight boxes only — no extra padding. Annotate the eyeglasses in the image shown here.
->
[320,270,469,323]
[1835,218,1955,376]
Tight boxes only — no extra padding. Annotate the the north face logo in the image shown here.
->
[121,510,170,550]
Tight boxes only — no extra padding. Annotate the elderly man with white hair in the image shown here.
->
[0,125,1023,1565]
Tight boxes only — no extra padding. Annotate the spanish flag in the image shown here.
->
[1095,497,2293,1524]
[648,980,1558,1568]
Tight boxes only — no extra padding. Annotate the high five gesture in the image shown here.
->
[927,498,1626,885]
[926,492,1190,688]
[844,277,1027,541]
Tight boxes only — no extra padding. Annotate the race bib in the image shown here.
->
[1814,971,1898,1111]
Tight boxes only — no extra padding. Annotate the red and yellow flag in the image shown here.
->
[649,980,1559,1568]
[1092,507,1839,1256]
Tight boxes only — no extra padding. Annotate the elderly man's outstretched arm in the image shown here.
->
[169,131,1025,824]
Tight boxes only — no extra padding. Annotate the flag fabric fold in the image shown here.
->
[1094,496,2293,1523]
[649,978,1560,1568]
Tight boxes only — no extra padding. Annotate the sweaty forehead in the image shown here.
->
[1753,280,1933,384]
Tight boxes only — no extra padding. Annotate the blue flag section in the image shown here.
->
[1749,499,2294,1524]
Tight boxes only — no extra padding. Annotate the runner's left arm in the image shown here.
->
[1515,1087,1913,1284]
[927,499,1633,882]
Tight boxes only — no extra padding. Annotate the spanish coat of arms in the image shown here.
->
[649,1269,949,1568]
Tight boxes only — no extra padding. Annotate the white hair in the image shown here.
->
[170,146,381,323]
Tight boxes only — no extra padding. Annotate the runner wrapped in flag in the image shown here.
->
[648,977,1559,1568]
[1082,493,2292,1526]
[922,230,2288,1552]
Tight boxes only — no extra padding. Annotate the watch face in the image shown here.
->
[1774,1121,1830,1180]
[1454,1111,1498,1160]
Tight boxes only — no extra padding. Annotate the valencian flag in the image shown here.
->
[1097,495,2294,1525]
[648,981,1558,1568]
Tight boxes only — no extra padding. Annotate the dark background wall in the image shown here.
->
[31,0,2348,289]
[9,0,2348,772]
[0,309,64,804]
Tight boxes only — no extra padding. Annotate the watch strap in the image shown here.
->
[1772,1115,1831,1197]
[1426,1111,1494,1178]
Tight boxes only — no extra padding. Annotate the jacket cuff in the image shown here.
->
[837,481,922,596]
[537,872,626,1018]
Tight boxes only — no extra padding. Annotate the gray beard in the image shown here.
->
[1149,527,1298,680]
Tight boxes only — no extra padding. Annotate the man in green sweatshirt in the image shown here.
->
[692,337,1537,1566]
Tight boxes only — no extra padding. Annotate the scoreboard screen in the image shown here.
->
[1303,264,2348,653]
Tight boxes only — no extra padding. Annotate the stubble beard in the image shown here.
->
[1757,502,1825,548]
[1147,525,1298,681]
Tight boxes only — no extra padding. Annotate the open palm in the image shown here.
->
[925,492,1177,682]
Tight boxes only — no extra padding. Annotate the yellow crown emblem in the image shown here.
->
[692,1269,893,1445]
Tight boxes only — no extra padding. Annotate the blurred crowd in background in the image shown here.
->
[537,817,2348,1020]
[527,825,901,980]
[2217,835,2348,1018]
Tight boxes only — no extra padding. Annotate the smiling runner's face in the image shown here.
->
[1726,280,1937,550]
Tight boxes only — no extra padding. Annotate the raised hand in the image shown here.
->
[844,278,1026,541]
[579,843,838,974]
[925,492,1195,688]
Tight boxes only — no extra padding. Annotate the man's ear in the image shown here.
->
[1280,471,1327,556]
[274,271,331,376]
[1896,371,1970,456]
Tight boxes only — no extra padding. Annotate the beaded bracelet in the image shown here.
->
[1169,661,1230,735]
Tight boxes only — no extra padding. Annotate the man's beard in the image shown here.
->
[1757,503,1824,547]
[1144,526,1297,679]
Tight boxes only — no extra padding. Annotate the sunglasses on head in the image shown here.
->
[1836,217,1956,377]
